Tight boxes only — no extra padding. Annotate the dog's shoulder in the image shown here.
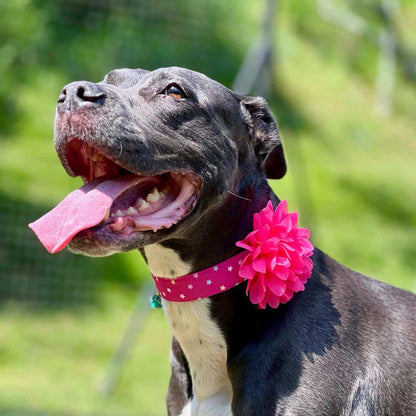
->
[314,248,416,311]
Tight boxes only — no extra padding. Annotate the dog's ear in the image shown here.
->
[240,97,286,179]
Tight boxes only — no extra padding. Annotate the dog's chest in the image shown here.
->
[144,244,232,413]
[163,299,231,399]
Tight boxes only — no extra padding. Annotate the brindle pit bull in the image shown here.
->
[30,67,416,416]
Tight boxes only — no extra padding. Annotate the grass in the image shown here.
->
[0,293,171,416]
[0,1,415,415]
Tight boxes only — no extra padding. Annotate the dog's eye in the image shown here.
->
[162,84,187,99]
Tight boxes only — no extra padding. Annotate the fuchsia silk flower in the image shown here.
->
[152,200,314,309]
[236,200,314,309]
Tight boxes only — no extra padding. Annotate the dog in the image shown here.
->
[32,67,416,415]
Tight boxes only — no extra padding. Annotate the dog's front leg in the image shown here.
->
[167,338,232,416]
[167,337,193,416]
[190,392,233,416]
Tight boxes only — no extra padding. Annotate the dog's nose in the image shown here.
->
[57,81,105,111]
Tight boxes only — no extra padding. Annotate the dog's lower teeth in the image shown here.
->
[138,200,150,211]
[127,206,138,215]
[146,187,161,202]
[115,209,123,217]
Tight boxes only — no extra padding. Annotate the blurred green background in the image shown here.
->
[0,0,415,415]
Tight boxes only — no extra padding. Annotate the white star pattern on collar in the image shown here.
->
[151,251,247,302]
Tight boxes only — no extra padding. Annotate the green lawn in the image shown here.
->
[0,1,415,415]
[0,291,171,416]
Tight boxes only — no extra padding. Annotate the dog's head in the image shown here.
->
[53,67,286,256]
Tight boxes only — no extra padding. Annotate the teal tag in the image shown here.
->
[150,293,162,309]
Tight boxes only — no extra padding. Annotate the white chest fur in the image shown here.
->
[144,244,232,415]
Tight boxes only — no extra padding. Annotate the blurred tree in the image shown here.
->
[0,0,46,134]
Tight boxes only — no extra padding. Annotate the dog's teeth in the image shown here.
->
[146,187,161,202]
[127,206,138,215]
[115,209,124,217]
[138,200,150,211]
[135,198,143,208]
[91,153,104,162]
[85,144,94,156]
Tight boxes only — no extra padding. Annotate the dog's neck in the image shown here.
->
[144,243,192,277]
[144,178,277,278]
[143,179,276,403]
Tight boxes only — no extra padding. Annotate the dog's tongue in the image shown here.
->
[29,175,141,254]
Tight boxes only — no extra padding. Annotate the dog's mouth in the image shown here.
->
[29,138,203,253]
[67,139,202,233]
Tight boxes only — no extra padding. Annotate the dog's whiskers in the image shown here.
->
[227,190,252,201]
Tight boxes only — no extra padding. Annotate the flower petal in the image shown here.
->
[274,200,288,223]
[239,256,256,279]
[252,255,267,273]
[280,289,293,304]
[264,290,280,308]
[253,212,262,229]
[247,274,266,304]
[265,272,286,296]
[236,199,314,309]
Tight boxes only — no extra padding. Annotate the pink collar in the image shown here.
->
[152,251,247,303]
[151,200,314,309]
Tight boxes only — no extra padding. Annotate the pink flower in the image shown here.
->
[236,200,314,309]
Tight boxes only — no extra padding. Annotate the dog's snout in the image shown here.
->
[58,81,105,110]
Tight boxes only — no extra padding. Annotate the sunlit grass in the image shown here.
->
[0,293,171,416]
